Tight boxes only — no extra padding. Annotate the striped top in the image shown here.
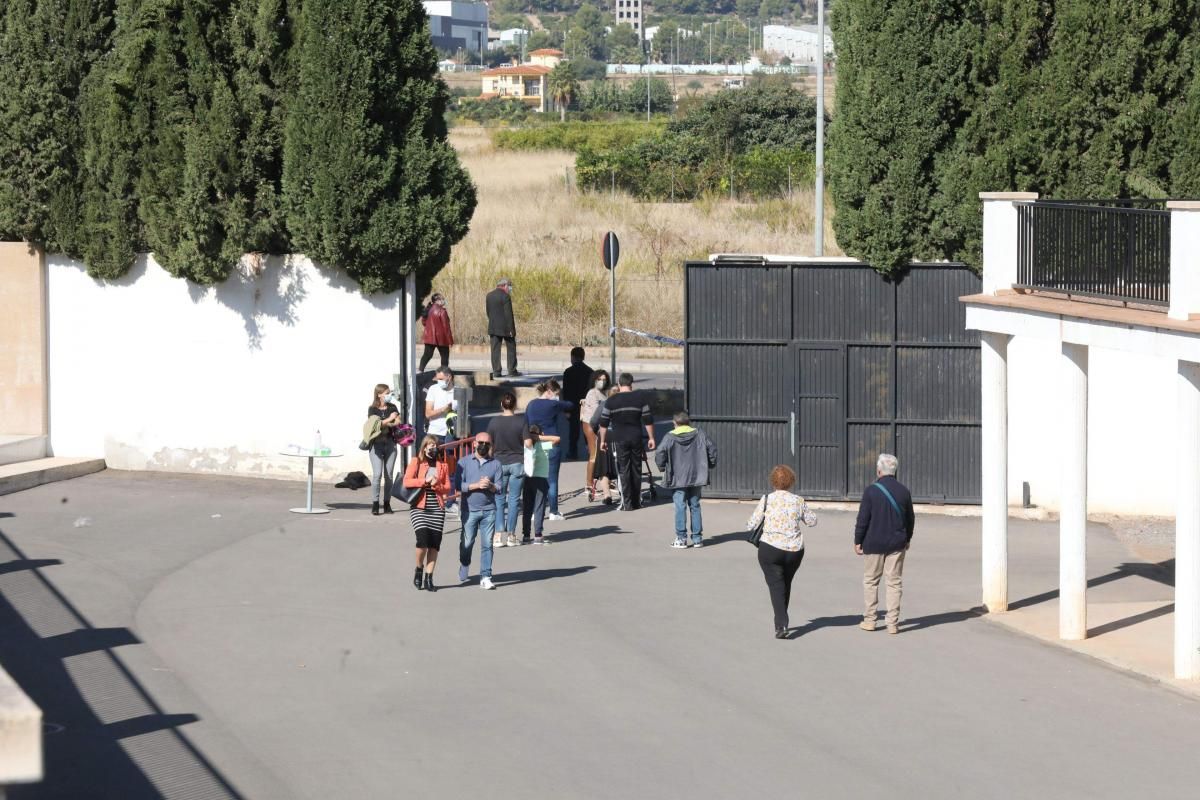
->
[746,490,818,552]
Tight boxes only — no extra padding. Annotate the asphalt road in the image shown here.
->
[2,466,1198,799]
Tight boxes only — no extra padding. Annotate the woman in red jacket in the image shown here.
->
[404,435,452,591]
[419,293,454,372]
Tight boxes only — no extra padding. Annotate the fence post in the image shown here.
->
[730,163,734,203]
[980,192,1038,295]
[788,165,793,199]
[1168,201,1200,320]
[611,168,616,198]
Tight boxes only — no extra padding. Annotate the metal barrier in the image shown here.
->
[439,436,476,502]
[1015,200,1171,306]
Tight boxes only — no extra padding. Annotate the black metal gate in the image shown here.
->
[685,259,981,503]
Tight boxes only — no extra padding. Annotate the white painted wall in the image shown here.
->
[1008,338,1176,516]
[47,254,400,482]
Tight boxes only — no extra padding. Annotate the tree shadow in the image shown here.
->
[1009,559,1175,611]
[0,529,246,799]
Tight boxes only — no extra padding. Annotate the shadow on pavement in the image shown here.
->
[545,525,622,543]
[788,608,982,638]
[1009,559,1175,611]
[444,566,596,590]
[0,529,246,800]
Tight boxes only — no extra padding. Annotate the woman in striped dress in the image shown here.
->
[403,435,452,591]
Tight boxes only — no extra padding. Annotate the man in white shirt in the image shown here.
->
[424,366,458,445]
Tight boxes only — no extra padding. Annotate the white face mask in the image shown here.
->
[440,379,450,389]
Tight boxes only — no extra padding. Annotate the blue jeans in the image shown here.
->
[547,444,562,514]
[460,508,496,578]
[673,487,703,543]
[497,462,525,533]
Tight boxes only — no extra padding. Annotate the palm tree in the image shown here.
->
[547,62,579,122]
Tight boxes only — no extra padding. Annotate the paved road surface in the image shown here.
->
[1,466,1197,799]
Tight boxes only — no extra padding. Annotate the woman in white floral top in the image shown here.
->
[746,465,818,638]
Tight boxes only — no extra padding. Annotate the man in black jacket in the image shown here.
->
[853,453,915,634]
[561,347,593,459]
[485,278,520,379]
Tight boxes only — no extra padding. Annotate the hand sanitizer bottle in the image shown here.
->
[313,429,323,454]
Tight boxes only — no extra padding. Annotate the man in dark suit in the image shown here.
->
[485,278,520,379]
[853,453,916,634]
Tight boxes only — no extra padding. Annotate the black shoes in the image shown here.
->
[774,627,788,639]
[423,572,437,592]
[413,568,423,590]
[371,501,380,516]
[383,501,393,514]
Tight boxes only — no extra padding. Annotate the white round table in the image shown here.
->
[279,450,342,514]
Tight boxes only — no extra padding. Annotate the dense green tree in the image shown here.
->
[668,78,819,157]
[282,0,475,294]
[0,0,114,248]
[652,20,680,63]
[565,3,608,61]
[827,0,978,274]
[608,22,643,64]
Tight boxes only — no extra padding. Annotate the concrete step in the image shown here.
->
[0,457,106,497]
[0,435,46,467]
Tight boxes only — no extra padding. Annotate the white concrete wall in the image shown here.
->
[46,254,400,482]
[1008,338,1176,516]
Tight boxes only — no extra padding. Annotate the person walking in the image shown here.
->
[581,370,610,501]
[366,384,401,516]
[455,432,502,590]
[855,453,915,634]
[525,380,573,521]
[487,392,528,548]
[561,347,594,460]
[598,373,655,511]
[403,436,452,592]
[655,412,718,548]
[486,278,520,379]
[418,293,454,372]
[746,465,818,639]
[521,425,559,545]
[424,366,457,444]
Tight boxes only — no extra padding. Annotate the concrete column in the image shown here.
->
[1167,201,1200,321]
[1060,342,1089,641]
[981,332,1011,612]
[1176,360,1200,679]
[979,191,1039,296]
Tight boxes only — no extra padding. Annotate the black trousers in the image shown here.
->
[566,407,582,458]
[758,544,805,631]
[489,335,517,375]
[613,439,644,510]
[419,344,449,371]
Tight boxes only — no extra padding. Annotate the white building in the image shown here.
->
[423,0,488,55]
[614,0,644,40]
[762,24,833,63]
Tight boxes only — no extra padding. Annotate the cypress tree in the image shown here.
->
[0,0,114,248]
[282,0,476,294]
[826,0,977,274]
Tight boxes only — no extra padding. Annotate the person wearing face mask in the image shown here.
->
[524,379,573,521]
[424,366,458,445]
[366,383,401,516]
[418,292,454,372]
[404,436,452,591]
[581,370,610,501]
[454,432,503,589]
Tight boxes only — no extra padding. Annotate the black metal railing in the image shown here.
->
[1015,200,1171,306]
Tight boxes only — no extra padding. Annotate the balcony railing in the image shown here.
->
[1015,200,1171,307]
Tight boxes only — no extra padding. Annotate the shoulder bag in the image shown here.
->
[747,494,769,547]
[392,462,427,506]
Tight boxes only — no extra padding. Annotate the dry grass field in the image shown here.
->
[433,125,840,347]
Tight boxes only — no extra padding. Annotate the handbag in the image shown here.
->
[392,462,429,506]
[747,494,769,547]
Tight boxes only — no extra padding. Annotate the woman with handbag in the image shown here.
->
[403,435,452,591]
[367,384,401,516]
[745,465,818,639]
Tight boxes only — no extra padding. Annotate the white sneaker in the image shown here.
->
[493,535,505,547]
[480,576,495,590]
[458,564,469,583]
[506,534,519,547]
[547,512,565,521]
